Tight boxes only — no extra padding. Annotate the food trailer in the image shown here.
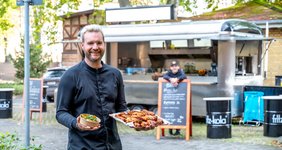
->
[101,19,271,117]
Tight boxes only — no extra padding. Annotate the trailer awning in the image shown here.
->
[211,32,274,41]
[102,19,271,42]
[104,32,272,42]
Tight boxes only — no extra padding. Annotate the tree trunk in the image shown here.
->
[166,0,177,5]
[118,0,131,7]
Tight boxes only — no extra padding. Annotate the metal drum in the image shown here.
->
[204,97,233,139]
[0,88,14,118]
[263,96,282,137]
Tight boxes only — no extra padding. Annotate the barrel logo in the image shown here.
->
[272,114,282,124]
[0,101,10,109]
[206,114,228,125]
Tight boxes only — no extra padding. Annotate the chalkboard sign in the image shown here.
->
[161,81,187,125]
[156,78,191,141]
[21,78,43,123]
[29,78,43,111]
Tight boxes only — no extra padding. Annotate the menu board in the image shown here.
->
[160,81,188,125]
[29,79,42,111]
[156,78,191,141]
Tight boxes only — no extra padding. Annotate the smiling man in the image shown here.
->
[56,24,128,150]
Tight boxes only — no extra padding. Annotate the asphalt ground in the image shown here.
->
[0,97,281,150]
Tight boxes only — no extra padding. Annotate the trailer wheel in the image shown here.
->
[130,105,144,111]
[149,106,158,114]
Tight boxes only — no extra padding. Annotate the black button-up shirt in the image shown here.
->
[56,60,128,150]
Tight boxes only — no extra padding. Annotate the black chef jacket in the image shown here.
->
[56,60,128,150]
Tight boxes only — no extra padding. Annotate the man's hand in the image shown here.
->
[170,78,179,87]
[76,116,101,131]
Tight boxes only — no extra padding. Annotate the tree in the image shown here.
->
[0,0,15,62]
[170,0,281,12]
[32,0,81,45]
[6,0,82,80]
[10,38,51,79]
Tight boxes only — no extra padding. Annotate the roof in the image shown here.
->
[252,19,282,28]
[187,1,282,21]
[102,19,267,42]
[59,9,96,18]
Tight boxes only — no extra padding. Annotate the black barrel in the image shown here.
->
[42,86,48,112]
[263,96,282,137]
[0,88,14,118]
[42,101,47,112]
[204,97,233,139]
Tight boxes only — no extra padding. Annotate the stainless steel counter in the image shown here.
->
[123,74,218,85]
[122,73,263,117]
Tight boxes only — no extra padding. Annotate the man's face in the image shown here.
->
[170,65,180,74]
[81,31,105,63]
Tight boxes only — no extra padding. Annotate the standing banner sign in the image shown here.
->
[22,78,43,124]
[156,79,192,141]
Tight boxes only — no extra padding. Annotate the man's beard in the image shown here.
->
[85,51,100,63]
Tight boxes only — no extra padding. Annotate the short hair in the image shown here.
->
[79,24,105,42]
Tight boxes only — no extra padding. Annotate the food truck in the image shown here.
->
[101,19,271,117]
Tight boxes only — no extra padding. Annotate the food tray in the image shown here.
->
[109,112,135,128]
[109,110,170,129]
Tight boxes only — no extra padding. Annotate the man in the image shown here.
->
[56,24,128,150]
[163,60,187,135]
[163,60,187,87]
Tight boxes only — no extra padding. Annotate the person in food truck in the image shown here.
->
[56,24,128,150]
[163,60,187,135]
[163,60,187,87]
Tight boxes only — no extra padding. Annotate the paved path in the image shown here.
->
[0,118,281,150]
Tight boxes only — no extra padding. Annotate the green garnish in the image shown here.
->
[85,114,97,122]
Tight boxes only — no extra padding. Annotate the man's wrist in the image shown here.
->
[72,119,78,129]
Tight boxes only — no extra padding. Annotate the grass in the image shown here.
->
[227,124,273,146]
[117,118,280,148]
[0,82,23,96]
[118,122,279,148]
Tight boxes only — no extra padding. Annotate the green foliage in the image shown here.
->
[178,0,197,12]
[0,82,24,95]
[1,0,84,83]
[0,132,42,150]
[10,38,51,80]
[0,0,13,32]
[95,0,112,6]
[0,0,281,37]
[254,0,282,12]
[0,132,18,150]
[162,0,281,12]
[32,0,82,45]
[89,10,106,25]
[0,0,83,47]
